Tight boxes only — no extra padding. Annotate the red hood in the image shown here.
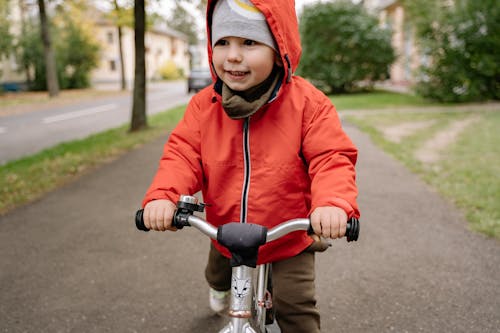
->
[206,0,302,84]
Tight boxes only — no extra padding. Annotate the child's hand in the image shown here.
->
[310,206,348,239]
[143,199,177,231]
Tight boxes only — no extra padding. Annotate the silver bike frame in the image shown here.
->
[186,215,311,333]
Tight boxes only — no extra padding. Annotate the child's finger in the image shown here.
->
[310,211,322,235]
[143,208,151,230]
[321,214,332,239]
[154,209,166,231]
[339,215,347,238]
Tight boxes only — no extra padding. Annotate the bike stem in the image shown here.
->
[229,266,253,318]
[218,265,260,333]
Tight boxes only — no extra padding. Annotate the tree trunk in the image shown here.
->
[130,0,147,132]
[18,0,32,85]
[113,0,126,91]
[117,25,126,90]
[37,0,59,97]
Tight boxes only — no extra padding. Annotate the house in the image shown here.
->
[363,0,423,88]
[92,18,190,89]
[0,2,190,91]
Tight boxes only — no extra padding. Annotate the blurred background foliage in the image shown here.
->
[0,1,13,62]
[15,0,100,90]
[298,0,498,102]
[298,1,396,94]
[159,59,184,80]
[402,0,499,102]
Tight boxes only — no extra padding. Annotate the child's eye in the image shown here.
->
[214,39,228,46]
[243,39,257,46]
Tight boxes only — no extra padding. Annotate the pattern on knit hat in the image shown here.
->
[227,0,265,20]
[211,0,278,51]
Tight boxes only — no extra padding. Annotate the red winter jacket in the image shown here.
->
[142,0,359,264]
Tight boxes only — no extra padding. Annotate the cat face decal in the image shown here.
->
[232,276,251,298]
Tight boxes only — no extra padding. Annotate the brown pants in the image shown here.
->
[205,244,320,333]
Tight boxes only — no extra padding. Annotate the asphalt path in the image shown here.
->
[0,122,498,332]
[0,81,191,165]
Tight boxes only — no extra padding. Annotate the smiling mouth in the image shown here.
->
[226,70,248,77]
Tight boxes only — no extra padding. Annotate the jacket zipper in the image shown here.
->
[240,117,251,223]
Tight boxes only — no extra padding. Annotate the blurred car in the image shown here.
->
[187,67,213,93]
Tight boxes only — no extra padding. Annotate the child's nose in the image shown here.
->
[226,44,242,62]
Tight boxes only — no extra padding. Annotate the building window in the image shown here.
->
[109,60,116,71]
[107,31,114,44]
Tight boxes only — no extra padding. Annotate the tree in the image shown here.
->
[0,0,13,61]
[403,0,499,102]
[128,0,205,132]
[16,1,99,91]
[110,0,128,90]
[168,2,199,45]
[298,1,395,93]
[130,0,147,131]
[54,1,100,89]
[37,0,60,97]
[16,0,33,85]
[400,0,450,39]
[0,1,12,90]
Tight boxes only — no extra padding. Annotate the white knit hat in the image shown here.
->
[211,0,278,51]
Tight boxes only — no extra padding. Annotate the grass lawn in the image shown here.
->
[330,90,437,110]
[345,107,499,239]
[432,111,499,237]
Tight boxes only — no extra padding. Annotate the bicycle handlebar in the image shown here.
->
[135,208,360,242]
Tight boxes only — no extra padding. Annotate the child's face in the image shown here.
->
[212,37,278,91]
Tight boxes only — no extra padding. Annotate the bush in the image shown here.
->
[413,0,499,102]
[298,1,396,94]
[15,3,99,91]
[56,13,100,89]
[16,22,46,91]
[159,60,183,80]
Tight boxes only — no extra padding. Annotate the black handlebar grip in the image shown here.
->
[134,208,187,231]
[135,209,150,232]
[307,217,360,242]
[346,217,360,242]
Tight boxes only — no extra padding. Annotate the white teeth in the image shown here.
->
[228,71,246,76]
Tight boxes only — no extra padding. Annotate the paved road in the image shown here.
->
[0,122,498,332]
[0,81,191,164]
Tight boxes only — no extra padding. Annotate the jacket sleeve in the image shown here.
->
[301,97,360,218]
[142,97,204,207]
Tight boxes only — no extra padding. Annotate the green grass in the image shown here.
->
[430,112,500,237]
[346,108,500,239]
[346,111,470,170]
[330,90,437,110]
[0,106,185,215]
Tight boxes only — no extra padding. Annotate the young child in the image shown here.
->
[141,0,359,332]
